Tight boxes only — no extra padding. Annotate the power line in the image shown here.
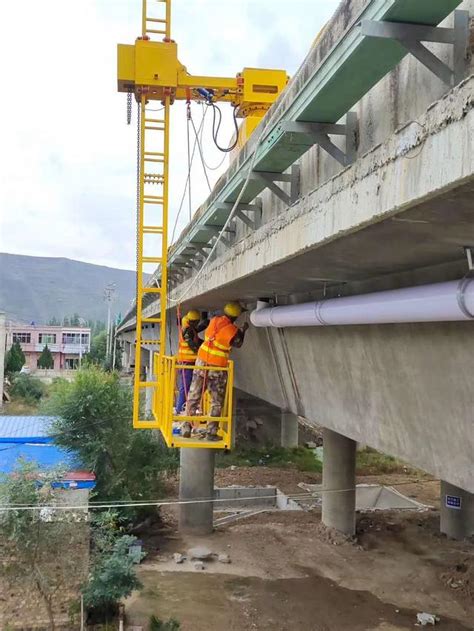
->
[0,478,440,511]
[168,116,272,304]
[170,106,209,244]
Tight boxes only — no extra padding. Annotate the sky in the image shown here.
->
[0,0,340,271]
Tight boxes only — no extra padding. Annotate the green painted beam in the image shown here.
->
[168,0,463,268]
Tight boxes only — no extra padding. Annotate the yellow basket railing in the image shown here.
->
[152,354,233,449]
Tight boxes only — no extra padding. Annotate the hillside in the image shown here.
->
[0,253,142,324]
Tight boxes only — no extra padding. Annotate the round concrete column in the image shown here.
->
[179,448,216,535]
[440,481,474,540]
[321,428,356,536]
[281,411,299,448]
[145,350,154,416]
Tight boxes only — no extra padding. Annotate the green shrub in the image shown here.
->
[10,374,45,403]
[43,367,179,516]
[150,616,181,630]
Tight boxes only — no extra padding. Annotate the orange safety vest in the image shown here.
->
[177,324,199,363]
[198,315,238,367]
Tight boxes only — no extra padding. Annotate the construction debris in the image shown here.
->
[188,546,213,560]
[218,553,231,564]
[173,553,185,564]
[416,612,440,626]
[194,561,205,571]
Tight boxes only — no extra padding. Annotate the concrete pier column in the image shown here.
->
[321,428,356,536]
[130,341,136,369]
[179,448,216,535]
[0,312,5,409]
[281,411,299,448]
[123,341,130,370]
[440,481,474,540]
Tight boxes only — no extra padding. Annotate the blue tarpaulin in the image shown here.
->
[0,416,89,485]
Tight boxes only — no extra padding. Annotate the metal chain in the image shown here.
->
[135,98,141,305]
[127,91,132,125]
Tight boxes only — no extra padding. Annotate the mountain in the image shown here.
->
[0,253,141,324]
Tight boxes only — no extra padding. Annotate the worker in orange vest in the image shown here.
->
[175,310,208,413]
[183,301,248,440]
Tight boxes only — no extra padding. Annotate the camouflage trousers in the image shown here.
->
[185,358,228,418]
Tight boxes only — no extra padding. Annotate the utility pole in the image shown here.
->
[104,283,116,364]
[0,312,5,408]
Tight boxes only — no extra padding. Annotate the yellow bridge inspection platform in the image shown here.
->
[152,356,234,449]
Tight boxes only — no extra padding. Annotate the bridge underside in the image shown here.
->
[119,75,474,495]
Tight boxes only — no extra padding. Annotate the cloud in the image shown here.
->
[0,0,338,270]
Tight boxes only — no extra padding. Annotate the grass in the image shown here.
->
[0,399,40,416]
[356,447,413,475]
[216,446,322,473]
[216,445,412,476]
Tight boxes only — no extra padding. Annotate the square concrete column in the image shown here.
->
[281,410,299,448]
[440,480,474,540]
[179,448,216,535]
[321,428,356,536]
[0,312,5,409]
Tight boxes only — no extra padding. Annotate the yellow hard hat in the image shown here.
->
[186,309,200,321]
[223,302,243,318]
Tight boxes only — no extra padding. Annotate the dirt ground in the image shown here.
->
[125,471,473,631]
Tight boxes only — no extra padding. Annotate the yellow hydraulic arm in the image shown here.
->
[117,0,287,444]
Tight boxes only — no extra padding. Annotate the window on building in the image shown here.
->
[13,332,31,344]
[39,333,56,344]
[64,358,79,369]
[81,333,90,345]
[62,333,81,344]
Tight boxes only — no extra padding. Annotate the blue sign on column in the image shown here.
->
[445,495,462,510]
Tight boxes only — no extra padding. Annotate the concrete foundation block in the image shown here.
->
[321,428,356,536]
[440,480,474,540]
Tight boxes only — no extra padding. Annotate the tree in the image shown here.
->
[48,316,60,326]
[83,511,143,613]
[43,367,178,509]
[0,462,80,630]
[38,344,54,369]
[5,341,25,374]
[62,316,70,326]
[71,313,81,326]
[87,330,107,365]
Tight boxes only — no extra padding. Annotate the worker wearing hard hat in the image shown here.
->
[183,301,249,440]
[175,310,209,413]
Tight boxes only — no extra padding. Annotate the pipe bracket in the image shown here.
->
[360,10,470,86]
[456,275,474,319]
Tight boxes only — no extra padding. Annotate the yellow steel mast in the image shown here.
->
[133,0,171,428]
[118,0,288,433]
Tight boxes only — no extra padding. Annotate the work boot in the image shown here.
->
[206,421,220,441]
[181,421,192,438]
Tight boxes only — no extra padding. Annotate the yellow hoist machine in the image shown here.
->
[117,0,287,448]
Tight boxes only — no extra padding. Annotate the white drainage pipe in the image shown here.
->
[250,279,474,328]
